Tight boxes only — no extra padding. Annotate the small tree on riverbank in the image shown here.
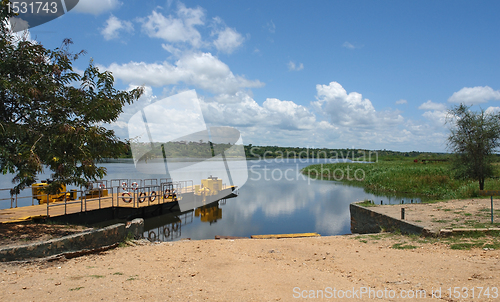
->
[0,3,143,194]
[447,104,500,190]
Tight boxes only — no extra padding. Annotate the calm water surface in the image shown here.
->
[0,159,423,240]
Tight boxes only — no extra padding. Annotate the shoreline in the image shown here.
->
[1,198,499,300]
[1,233,499,301]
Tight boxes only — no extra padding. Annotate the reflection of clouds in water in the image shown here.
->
[208,166,371,235]
[106,160,427,239]
[310,185,357,235]
[231,179,311,218]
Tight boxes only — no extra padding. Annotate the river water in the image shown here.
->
[0,158,423,240]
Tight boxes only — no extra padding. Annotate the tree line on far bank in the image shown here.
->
[115,141,454,161]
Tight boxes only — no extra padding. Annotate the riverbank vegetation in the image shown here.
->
[303,104,500,201]
[118,142,449,161]
[302,158,500,200]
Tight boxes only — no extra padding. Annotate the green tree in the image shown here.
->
[0,2,143,194]
[447,104,500,190]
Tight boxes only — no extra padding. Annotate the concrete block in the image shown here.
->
[126,218,144,239]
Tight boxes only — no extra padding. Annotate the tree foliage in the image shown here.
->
[447,104,500,190]
[0,2,143,194]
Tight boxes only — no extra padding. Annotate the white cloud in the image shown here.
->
[106,81,449,152]
[418,100,447,111]
[108,85,157,137]
[101,15,133,40]
[140,5,204,48]
[266,20,276,33]
[312,82,403,129]
[422,110,447,127]
[213,27,244,54]
[200,82,443,150]
[103,52,264,95]
[485,106,500,115]
[342,41,355,49]
[263,98,316,130]
[396,99,407,105]
[74,0,121,15]
[417,101,448,128]
[448,86,500,105]
[287,61,304,71]
[201,93,317,135]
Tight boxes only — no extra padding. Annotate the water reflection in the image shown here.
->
[144,200,225,241]
[139,159,426,241]
[195,201,223,224]
[143,211,186,242]
[0,158,428,240]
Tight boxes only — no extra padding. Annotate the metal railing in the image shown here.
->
[0,188,16,208]
[0,178,233,217]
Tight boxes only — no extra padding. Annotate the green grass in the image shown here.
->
[89,275,105,279]
[432,219,450,223]
[357,199,377,207]
[302,160,500,200]
[69,287,84,291]
[352,228,500,251]
[450,243,476,250]
[126,275,138,281]
[392,243,418,250]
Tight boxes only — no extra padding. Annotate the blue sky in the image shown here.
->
[19,0,500,152]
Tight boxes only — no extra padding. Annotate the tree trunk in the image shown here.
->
[479,178,485,191]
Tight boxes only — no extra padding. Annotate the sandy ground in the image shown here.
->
[370,198,500,233]
[1,198,500,301]
[1,235,499,302]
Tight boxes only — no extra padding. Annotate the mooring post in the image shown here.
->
[381,200,383,205]
[401,208,405,220]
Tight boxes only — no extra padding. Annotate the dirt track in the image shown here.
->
[1,234,499,301]
[2,198,500,301]
[371,198,500,233]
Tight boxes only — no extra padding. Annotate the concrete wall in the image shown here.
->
[0,218,144,262]
[350,203,431,236]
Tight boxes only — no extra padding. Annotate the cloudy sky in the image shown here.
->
[22,0,500,152]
